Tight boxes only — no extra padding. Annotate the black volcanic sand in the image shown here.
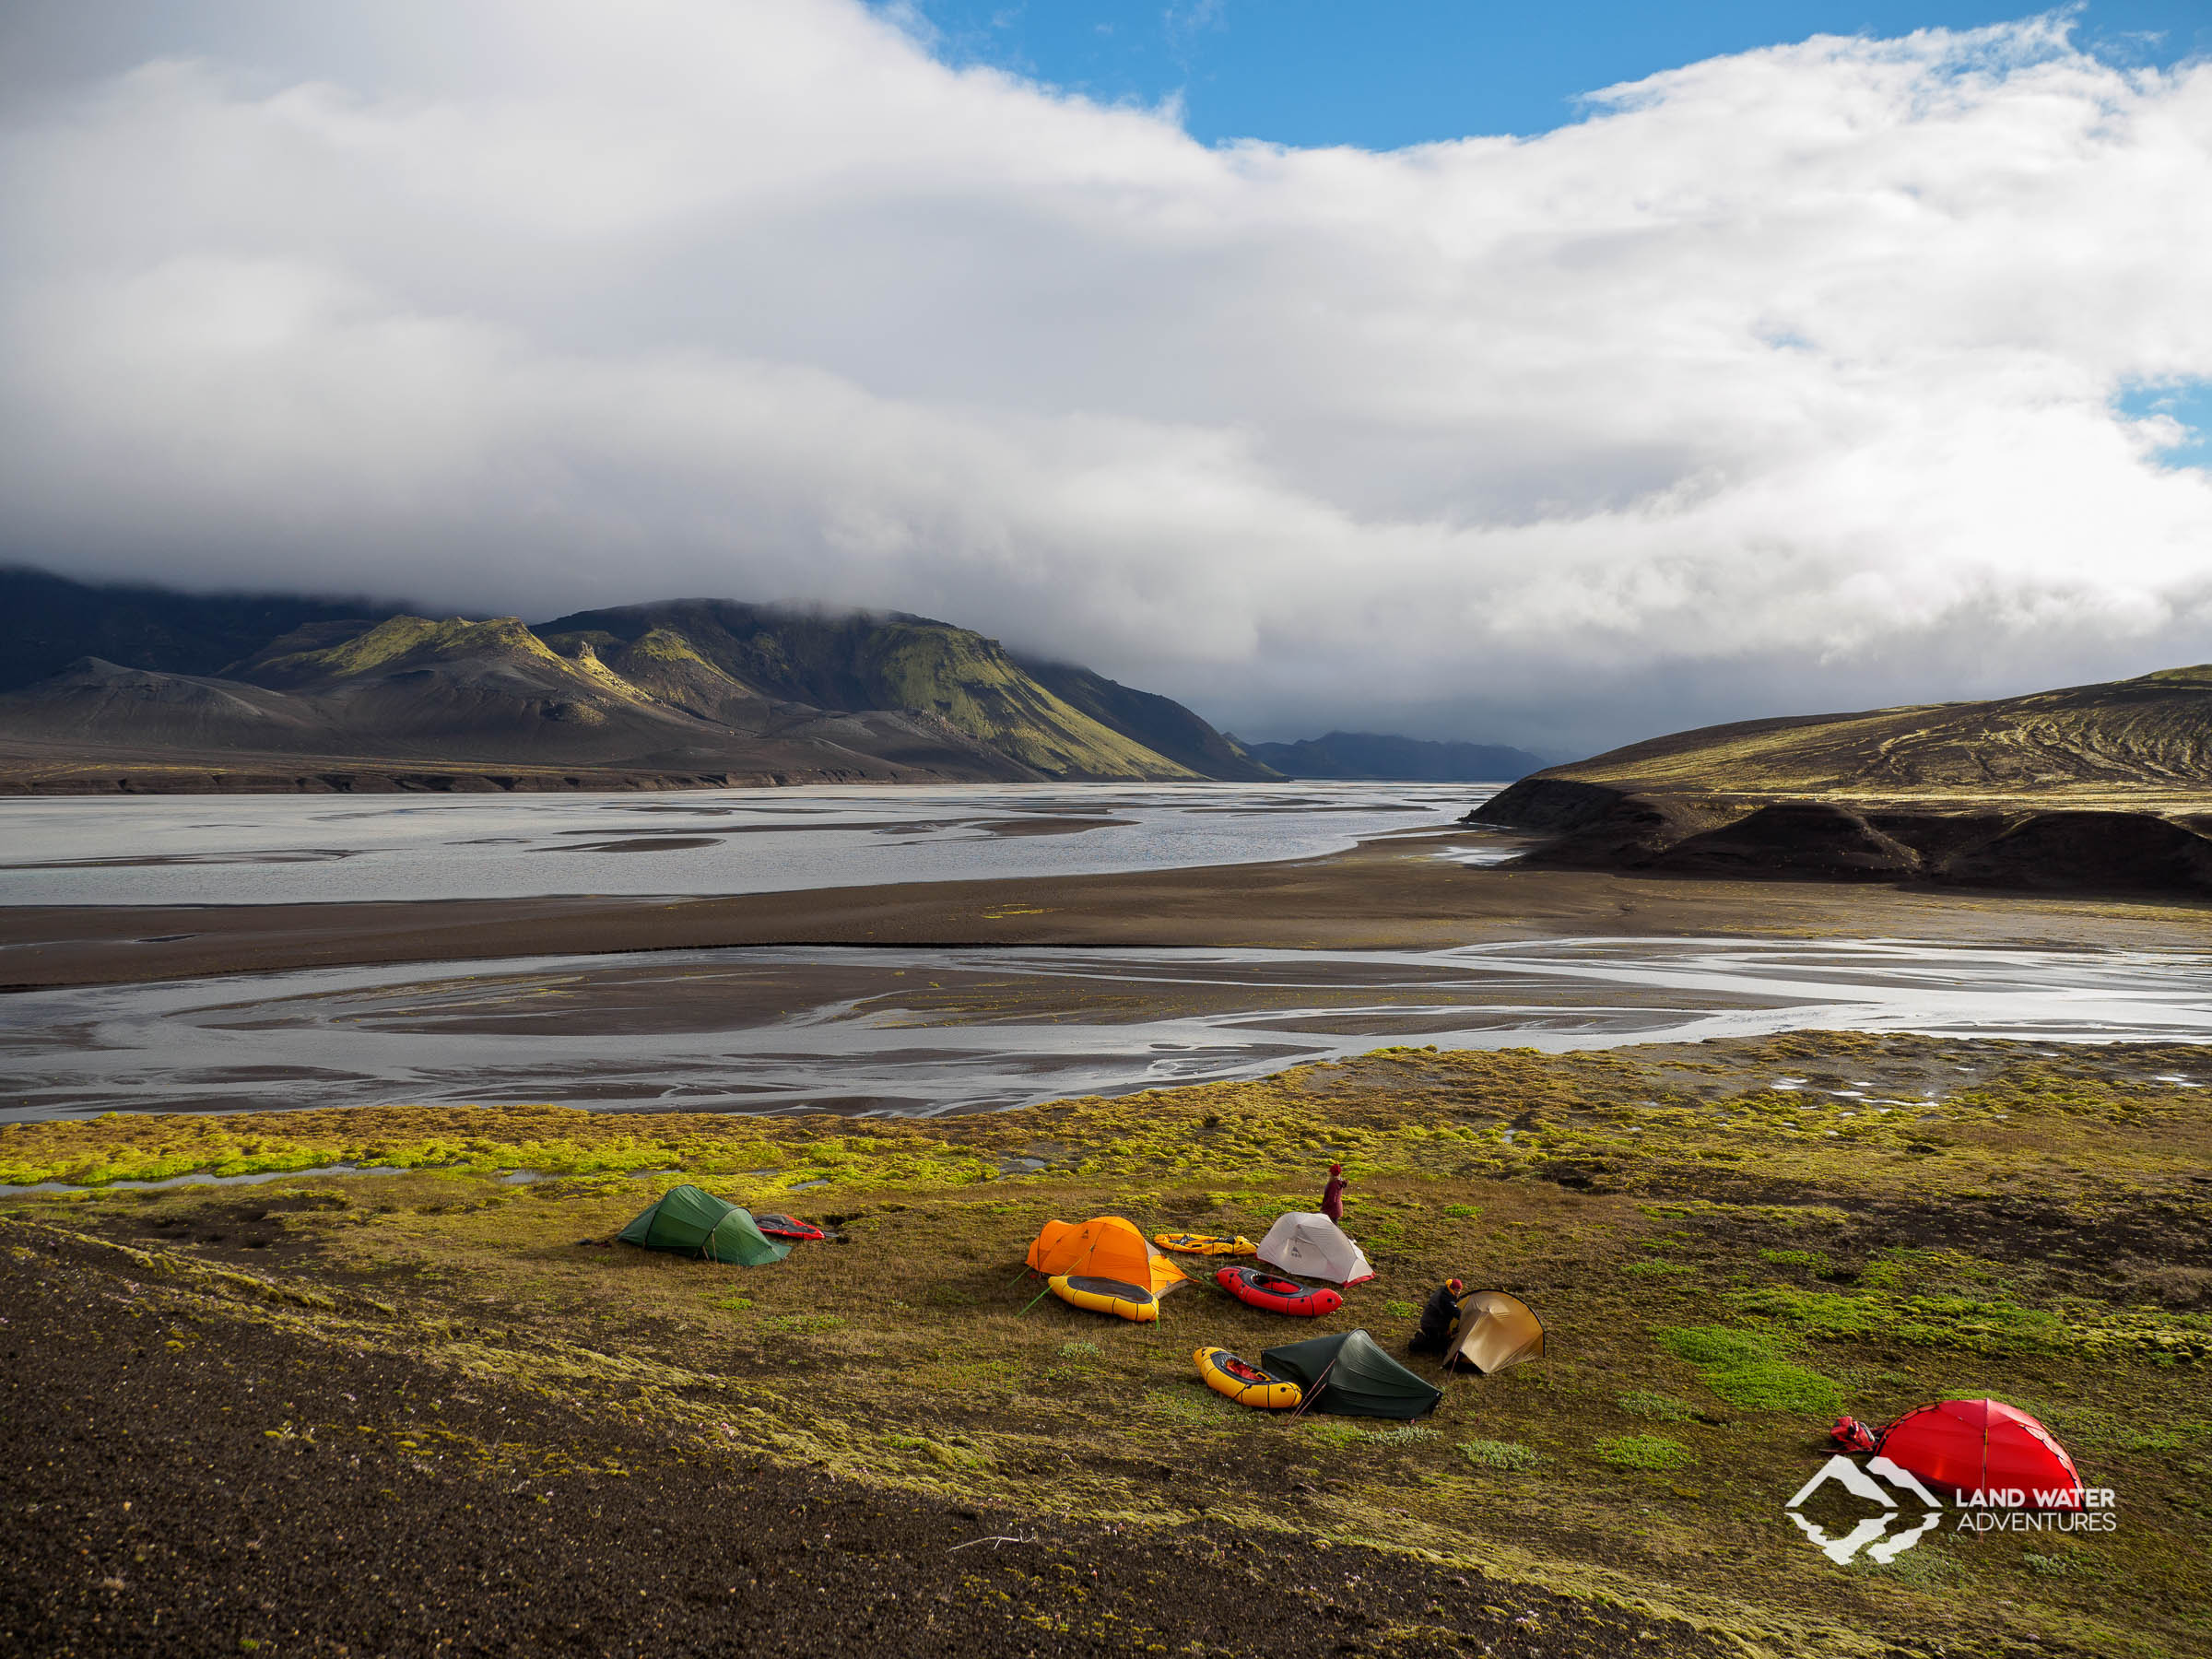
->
[2,1224,1721,1659]
[6,829,2211,992]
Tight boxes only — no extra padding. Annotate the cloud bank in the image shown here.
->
[3,0,2210,751]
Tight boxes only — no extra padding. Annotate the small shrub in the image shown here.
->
[1382,1300,1419,1319]
[1367,1424,1438,1445]
[1458,1439,1540,1471]
[1595,1434,1692,1471]
[710,1294,754,1312]
[1441,1204,1480,1219]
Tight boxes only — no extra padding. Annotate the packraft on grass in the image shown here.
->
[1050,1275,1159,1323]
[1261,1329,1442,1418]
[1153,1231,1257,1257]
[751,1213,827,1242]
[616,1185,791,1266]
[1194,1346,1301,1409]
[1216,1265,1343,1318]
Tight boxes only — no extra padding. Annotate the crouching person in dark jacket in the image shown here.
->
[1407,1277,1465,1356]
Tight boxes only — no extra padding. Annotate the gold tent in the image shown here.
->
[1443,1289,1546,1375]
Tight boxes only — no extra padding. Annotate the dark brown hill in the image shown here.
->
[1468,663,2212,898]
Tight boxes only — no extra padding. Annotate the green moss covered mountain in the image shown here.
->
[0,571,1276,788]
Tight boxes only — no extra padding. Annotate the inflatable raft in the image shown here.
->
[1194,1346,1301,1410]
[751,1213,827,1242]
[1216,1265,1343,1318]
[1050,1274,1159,1323]
[1153,1230,1257,1257]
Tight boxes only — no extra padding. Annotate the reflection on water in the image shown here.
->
[5,936,2207,1122]
[0,782,1484,906]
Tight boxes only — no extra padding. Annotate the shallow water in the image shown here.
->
[0,782,1488,906]
[5,936,2206,1122]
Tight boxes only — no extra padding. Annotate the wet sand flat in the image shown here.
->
[11,934,2212,1120]
[6,828,2211,992]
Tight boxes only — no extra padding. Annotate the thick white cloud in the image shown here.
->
[3,0,2210,751]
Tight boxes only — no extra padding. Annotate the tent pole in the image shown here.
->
[1287,1356,1341,1423]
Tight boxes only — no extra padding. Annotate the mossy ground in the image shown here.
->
[6,1030,2208,1657]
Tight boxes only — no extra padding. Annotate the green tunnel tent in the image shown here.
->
[1262,1328,1442,1419]
[617,1184,791,1266]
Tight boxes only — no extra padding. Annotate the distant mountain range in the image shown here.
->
[0,570,1553,794]
[0,572,1245,792]
[1236,731,1545,782]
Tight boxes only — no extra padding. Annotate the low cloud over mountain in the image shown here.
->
[3,2,2210,754]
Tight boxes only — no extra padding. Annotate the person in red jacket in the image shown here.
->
[1322,1161,1347,1223]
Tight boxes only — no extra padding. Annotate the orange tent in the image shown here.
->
[1026,1217,1187,1296]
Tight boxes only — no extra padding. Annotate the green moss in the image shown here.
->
[1759,1248,1830,1271]
[1617,1391,1695,1422]
[1595,1434,1693,1471]
[1656,1326,1843,1416]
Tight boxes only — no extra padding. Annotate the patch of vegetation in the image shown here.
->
[1655,1326,1843,1416]
[1594,1434,1693,1472]
[757,1312,844,1335]
[1617,1390,1695,1422]
[1759,1248,1830,1271]
[1458,1439,1541,1471]
[1367,1424,1439,1445]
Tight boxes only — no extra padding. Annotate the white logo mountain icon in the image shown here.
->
[1784,1455,1945,1564]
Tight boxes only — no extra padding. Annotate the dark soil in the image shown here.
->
[1,1230,1729,1659]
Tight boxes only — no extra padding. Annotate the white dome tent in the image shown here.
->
[1255,1212,1374,1286]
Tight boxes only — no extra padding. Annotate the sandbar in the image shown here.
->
[5,827,2208,992]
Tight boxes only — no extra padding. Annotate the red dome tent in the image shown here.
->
[1877,1398,2082,1503]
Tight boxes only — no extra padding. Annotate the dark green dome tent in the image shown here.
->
[617,1184,790,1266]
[1262,1328,1442,1419]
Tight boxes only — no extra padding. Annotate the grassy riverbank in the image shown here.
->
[6,1031,2209,1656]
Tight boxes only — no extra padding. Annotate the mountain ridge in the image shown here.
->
[0,575,1239,791]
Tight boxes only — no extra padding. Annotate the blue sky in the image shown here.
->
[2119,382,2212,470]
[886,2,2212,147]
